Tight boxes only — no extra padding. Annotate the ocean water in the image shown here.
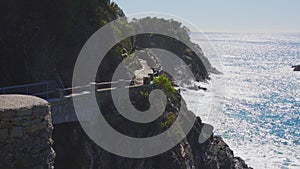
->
[182,33,300,168]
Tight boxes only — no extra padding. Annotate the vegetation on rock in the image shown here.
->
[160,112,176,128]
[153,74,176,95]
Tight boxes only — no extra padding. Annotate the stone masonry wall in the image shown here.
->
[0,95,55,169]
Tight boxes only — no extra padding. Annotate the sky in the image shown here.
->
[112,0,300,33]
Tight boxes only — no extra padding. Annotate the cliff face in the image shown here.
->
[52,85,251,169]
[0,0,218,88]
[1,1,251,168]
[53,121,251,169]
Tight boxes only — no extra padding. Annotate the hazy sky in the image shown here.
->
[113,0,300,33]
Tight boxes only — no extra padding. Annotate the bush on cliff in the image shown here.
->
[153,74,176,95]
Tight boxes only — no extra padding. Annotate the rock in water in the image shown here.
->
[292,65,300,71]
[198,86,208,91]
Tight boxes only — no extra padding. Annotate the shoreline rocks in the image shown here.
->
[292,65,300,71]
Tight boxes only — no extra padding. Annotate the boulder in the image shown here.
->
[292,65,300,71]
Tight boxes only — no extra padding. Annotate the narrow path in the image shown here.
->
[134,59,153,85]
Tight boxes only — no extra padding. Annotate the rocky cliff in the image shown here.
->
[53,122,251,169]
[0,0,251,168]
[292,65,300,71]
[0,0,218,88]
[52,84,251,169]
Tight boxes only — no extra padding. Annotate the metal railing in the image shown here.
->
[0,73,156,100]
[56,80,134,98]
[0,81,56,99]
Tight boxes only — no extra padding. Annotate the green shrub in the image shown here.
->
[152,74,176,95]
[161,112,176,128]
[140,90,149,97]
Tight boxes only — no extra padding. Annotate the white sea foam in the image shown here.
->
[181,32,300,168]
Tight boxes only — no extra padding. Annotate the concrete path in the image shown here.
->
[134,59,153,85]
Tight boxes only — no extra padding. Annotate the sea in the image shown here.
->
[182,32,300,169]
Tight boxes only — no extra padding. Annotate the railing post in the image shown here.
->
[90,82,97,93]
[117,79,127,88]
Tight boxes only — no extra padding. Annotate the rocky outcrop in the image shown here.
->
[292,65,300,71]
[131,17,220,81]
[201,136,251,169]
[0,95,55,169]
[0,1,250,169]
[0,0,219,89]
[135,33,211,81]
[0,88,251,169]
[53,120,251,169]
[52,86,251,169]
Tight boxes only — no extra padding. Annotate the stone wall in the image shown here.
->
[49,85,148,124]
[0,95,55,169]
[50,97,77,124]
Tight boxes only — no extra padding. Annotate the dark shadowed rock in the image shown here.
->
[52,88,251,169]
[292,65,300,71]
